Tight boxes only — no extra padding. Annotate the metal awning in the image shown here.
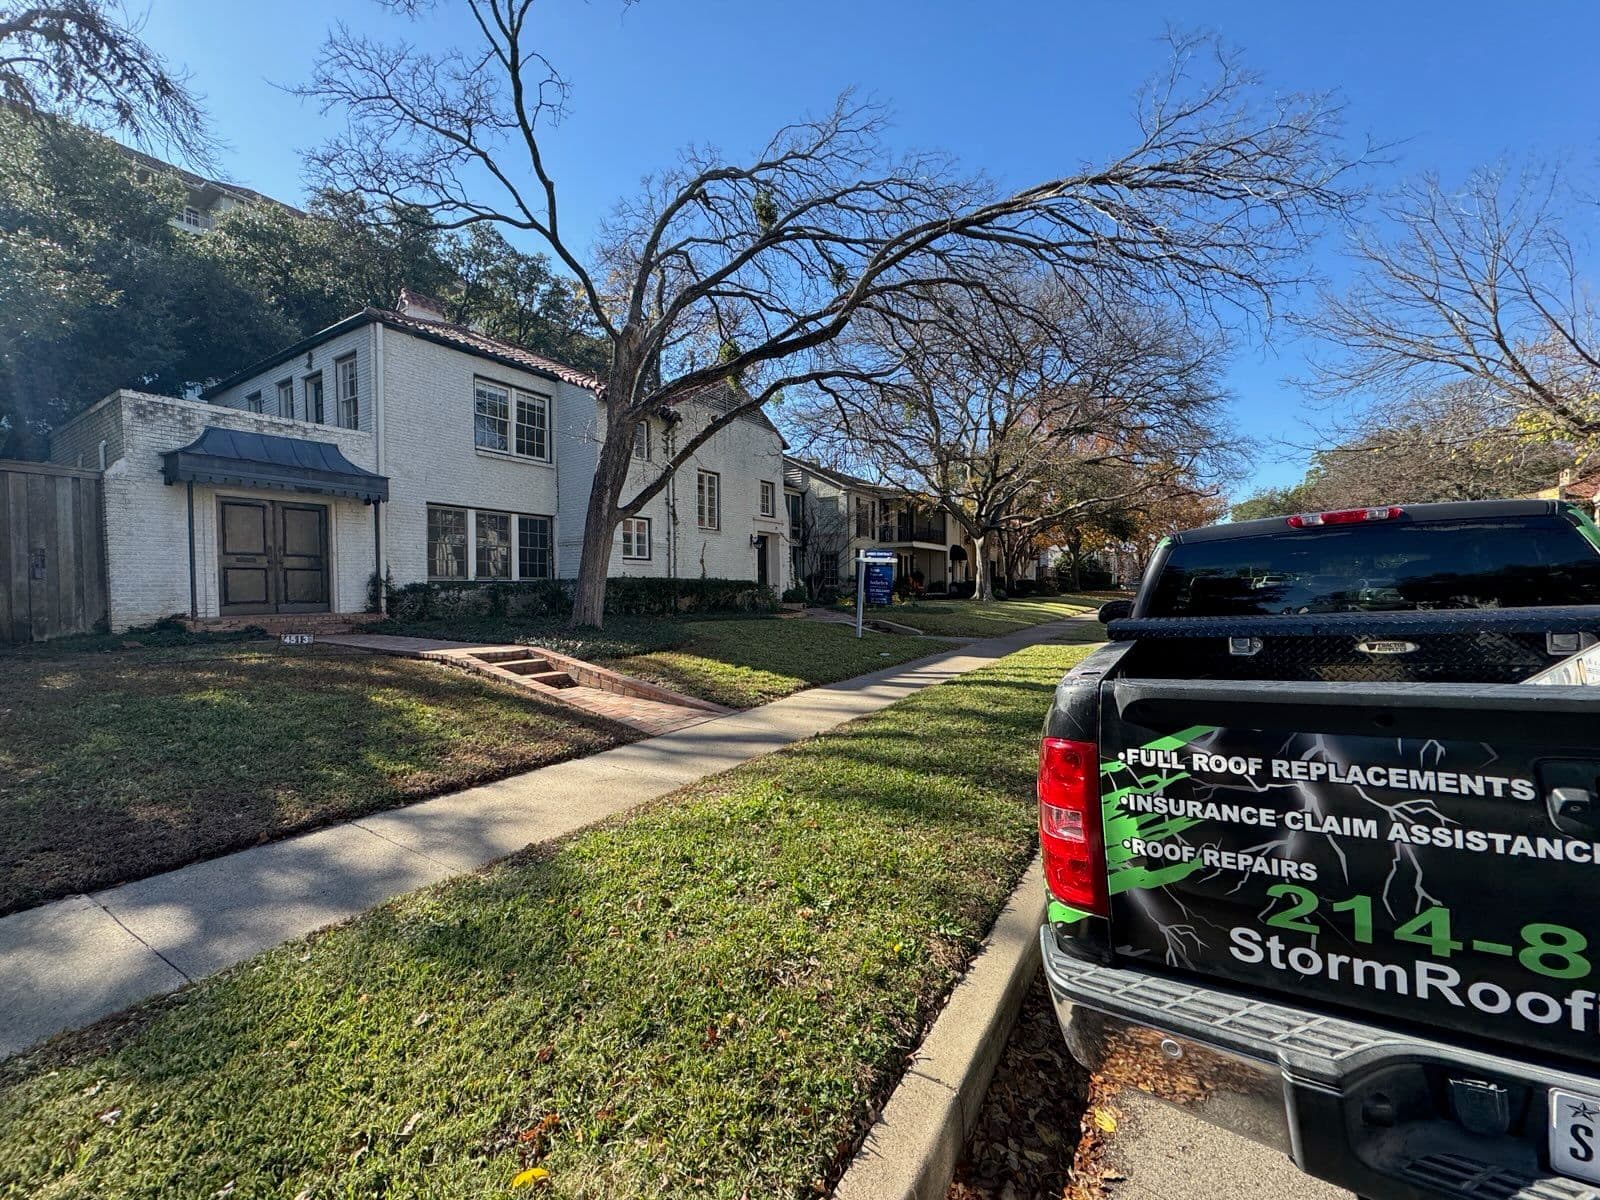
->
[161,426,389,503]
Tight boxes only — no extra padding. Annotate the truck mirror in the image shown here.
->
[1097,599,1133,623]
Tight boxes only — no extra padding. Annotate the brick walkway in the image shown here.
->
[319,634,726,735]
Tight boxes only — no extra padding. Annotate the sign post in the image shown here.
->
[855,549,897,638]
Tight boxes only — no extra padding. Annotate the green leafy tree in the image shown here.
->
[0,110,289,456]
[442,226,609,375]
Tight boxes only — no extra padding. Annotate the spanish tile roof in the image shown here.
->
[377,308,605,391]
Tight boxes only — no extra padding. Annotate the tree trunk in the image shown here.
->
[970,532,993,602]
[570,350,642,628]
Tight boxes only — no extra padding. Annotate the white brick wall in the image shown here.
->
[377,325,575,584]
[45,317,796,629]
[559,393,791,589]
[49,391,379,630]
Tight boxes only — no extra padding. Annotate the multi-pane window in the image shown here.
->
[620,517,651,560]
[633,422,650,460]
[245,391,263,414]
[697,470,720,530]
[819,551,839,581]
[475,511,512,579]
[514,391,548,460]
[760,480,776,517]
[474,379,510,451]
[853,495,875,538]
[336,355,358,429]
[518,515,553,579]
[276,379,294,418]
[786,491,803,540]
[305,373,325,424]
[427,506,468,579]
[180,206,206,230]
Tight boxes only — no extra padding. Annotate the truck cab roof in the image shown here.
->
[1174,499,1566,544]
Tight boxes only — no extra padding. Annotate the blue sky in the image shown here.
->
[141,0,1600,499]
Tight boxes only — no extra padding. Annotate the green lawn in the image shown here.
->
[878,594,1102,638]
[0,641,1095,1200]
[0,643,631,915]
[376,613,951,709]
[594,618,953,708]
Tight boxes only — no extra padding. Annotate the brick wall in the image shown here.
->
[49,390,378,630]
[560,393,791,588]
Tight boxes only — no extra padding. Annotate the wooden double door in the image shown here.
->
[218,498,330,614]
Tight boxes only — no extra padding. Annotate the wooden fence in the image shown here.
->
[0,461,107,642]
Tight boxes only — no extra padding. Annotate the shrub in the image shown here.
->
[781,585,808,604]
[380,577,775,623]
[992,588,1008,601]
[1011,578,1037,598]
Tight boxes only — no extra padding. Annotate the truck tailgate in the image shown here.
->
[1100,677,1600,1065]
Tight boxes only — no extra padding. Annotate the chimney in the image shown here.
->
[396,288,448,323]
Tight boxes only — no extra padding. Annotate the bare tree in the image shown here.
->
[798,279,1237,600]
[0,1,213,165]
[1310,165,1600,452]
[1250,381,1572,512]
[788,491,852,601]
[301,6,1359,625]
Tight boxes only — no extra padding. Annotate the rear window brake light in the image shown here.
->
[1287,506,1403,529]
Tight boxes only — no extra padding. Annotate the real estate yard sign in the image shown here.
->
[854,549,896,637]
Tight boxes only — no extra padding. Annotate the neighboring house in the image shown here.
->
[47,291,790,631]
[781,455,975,595]
[119,144,301,235]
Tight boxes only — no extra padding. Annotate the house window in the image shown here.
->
[180,205,205,230]
[276,379,294,418]
[518,515,553,579]
[854,495,875,538]
[474,379,510,451]
[514,390,549,460]
[786,491,803,540]
[305,372,324,424]
[819,551,839,581]
[760,480,776,518]
[475,511,512,579]
[633,422,650,460]
[335,355,358,429]
[427,506,468,579]
[620,517,651,560]
[696,470,720,530]
[245,391,263,414]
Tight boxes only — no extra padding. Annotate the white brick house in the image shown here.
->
[48,292,792,630]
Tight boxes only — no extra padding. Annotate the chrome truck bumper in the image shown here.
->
[1041,928,1600,1200]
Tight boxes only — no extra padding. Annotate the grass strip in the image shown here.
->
[0,642,1093,1200]
[877,596,1100,638]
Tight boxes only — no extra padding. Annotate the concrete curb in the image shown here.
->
[835,855,1046,1200]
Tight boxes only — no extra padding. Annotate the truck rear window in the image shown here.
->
[1147,515,1600,616]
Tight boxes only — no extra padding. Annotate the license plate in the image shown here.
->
[1549,1088,1600,1185]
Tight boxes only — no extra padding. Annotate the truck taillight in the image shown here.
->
[1287,506,1403,528]
[1038,737,1107,916]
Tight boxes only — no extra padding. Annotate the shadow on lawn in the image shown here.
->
[0,648,631,915]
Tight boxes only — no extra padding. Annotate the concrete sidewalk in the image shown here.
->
[1105,1093,1353,1200]
[0,616,1095,1060]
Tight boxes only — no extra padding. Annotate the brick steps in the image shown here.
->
[316,633,732,736]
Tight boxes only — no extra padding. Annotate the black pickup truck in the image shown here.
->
[1040,499,1600,1200]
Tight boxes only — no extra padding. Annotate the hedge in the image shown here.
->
[383,577,779,624]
